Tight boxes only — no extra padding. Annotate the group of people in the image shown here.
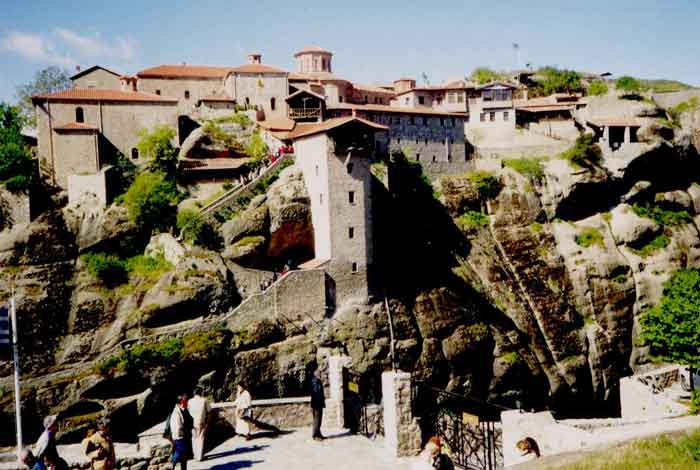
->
[20,416,115,470]
[18,367,329,470]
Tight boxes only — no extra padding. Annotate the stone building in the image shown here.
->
[222,54,288,119]
[32,88,178,194]
[289,117,387,304]
[71,65,121,90]
[326,103,470,174]
[136,64,230,115]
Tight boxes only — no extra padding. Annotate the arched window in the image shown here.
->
[184,90,190,99]
[75,107,84,123]
[270,97,276,111]
[131,148,139,160]
[245,97,250,106]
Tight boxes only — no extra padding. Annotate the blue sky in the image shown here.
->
[1,0,698,102]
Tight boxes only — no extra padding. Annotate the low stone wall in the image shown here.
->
[213,397,313,430]
[526,120,579,141]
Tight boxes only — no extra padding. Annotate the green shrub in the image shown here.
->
[245,131,269,164]
[176,208,221,249]
[539,67,582,95]
[213,112,252,128]
[469,67,506,84]
[83,253,128,286]
[587,80,609,96]
[202,121,243,151]
[120,338,184,374]
[575,227,604,248]
[691,390,700,415]
[633,234,670,257]
[616,75,643,94]
[123,172,183,231]
[560,134,601,168]
[182,330,228,361]
[529,222,543,233]
[632,203,692,226]
[137,125,178,177]
[669,97,700,117]
[466,170,501,199]
[641,269,700,369]
[3,174,30,192]
[503,158,544,179]
[125,254,172,280]
[222,182,234,191]
[456,210,490,230]
[235,235,266,247]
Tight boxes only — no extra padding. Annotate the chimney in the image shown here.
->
[75,65,81,73]
[248,53,262,65]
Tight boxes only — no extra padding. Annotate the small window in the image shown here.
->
[432,155,436,162]
[397,137,401,144]
[131,148,139,160]
[422,116,427,125]
[503,111,509,121]
[184,90,190,99]
[480,113,486,122]
[245,97,250,105]
[440,118,444,126]
[348,227,354,239]
[347,163,353,174]
[351,262,358,273]
[447,154,452,162]
[489,112,495,122]
[348,191,355,204]
[451,118,455,127]
[424,138,428,145]
[320,193,323,205]
[271,97,276,110]
[155,90,161,95]
[416,153,421,161]
[450,137,454,144]
[75,107,84,123]
[339,96,344,103]
[418,96,425,105]
[315,165,319,176]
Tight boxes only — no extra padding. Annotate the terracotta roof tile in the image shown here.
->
[228,64,287,74]
[328,102,468,117]
[258,117,296,131]
[294,46,333,57]
[288,116,387,140]
[32,88,177,103]
[137,64,232,79]
[53,122,98,131]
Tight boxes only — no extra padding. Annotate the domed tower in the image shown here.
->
[294,45,333,74]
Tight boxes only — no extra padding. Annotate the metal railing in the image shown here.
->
[288,107,321,119]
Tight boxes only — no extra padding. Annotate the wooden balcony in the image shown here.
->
[288,107,322,119]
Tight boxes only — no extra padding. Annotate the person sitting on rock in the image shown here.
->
[84,419,116,470]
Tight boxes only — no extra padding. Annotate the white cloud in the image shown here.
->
[54,28,136,61]
[1,31,74,67]
[1,29,137,68]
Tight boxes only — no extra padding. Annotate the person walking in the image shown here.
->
[166,394,194,470]
[34,415,59,470]
[84,419,116,470]
[188,387,211,461]
[310,368,325,441]
[233,382,252,440]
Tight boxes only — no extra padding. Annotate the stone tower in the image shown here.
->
[291,117,387,306]
[294,46,333,74]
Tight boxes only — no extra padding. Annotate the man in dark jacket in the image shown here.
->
[310,368,325,441]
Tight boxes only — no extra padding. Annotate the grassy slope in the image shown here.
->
[536,431,700,470]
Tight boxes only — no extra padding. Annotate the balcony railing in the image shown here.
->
[289,107,321,119]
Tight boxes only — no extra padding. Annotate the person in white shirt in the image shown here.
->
[167,394,193,470]
[233,382,252,440]
[188,387,211,461]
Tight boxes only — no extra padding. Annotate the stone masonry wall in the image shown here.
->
[137,77,223,115]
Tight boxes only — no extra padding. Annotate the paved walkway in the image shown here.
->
[190,429,414,470]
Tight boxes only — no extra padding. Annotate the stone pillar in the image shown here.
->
[328,355,352,429]
[623,126,631,144]
[382,371,422,457]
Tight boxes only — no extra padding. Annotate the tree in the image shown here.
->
[641,269,700,368]
[244,131,269,167]
[136,125,178,178]
[616,76,643,94]
[0,103,33,192]
[123,171,183,231]
[16,66,71,125]
[540,67,582,95]
[469,67,503,84]
[587,80,609,97]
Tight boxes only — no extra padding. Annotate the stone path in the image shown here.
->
[190,429,414,470]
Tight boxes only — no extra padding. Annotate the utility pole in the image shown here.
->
[10,287,22,462]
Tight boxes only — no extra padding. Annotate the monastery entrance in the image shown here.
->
[342,367,384,439]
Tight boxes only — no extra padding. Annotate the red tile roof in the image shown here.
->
[288,116,387,140]
[259,117,296,131]
[32,88,177,102]
[294,46,333,57]
[228,63,287,74]
[137,64,232,79]
[352,83,396,95]
[328,102,468,117]
[53,122,98,131]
